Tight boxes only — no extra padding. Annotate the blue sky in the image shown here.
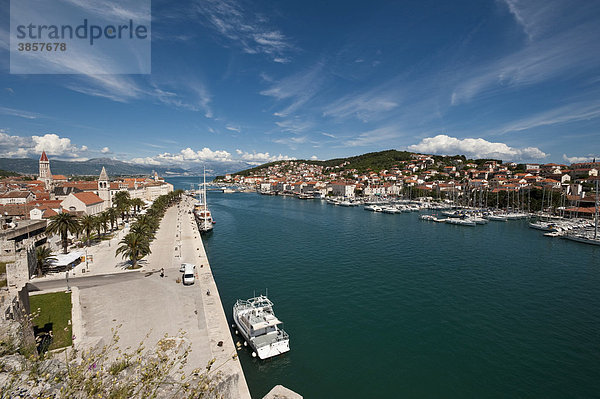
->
[1,0,599,168]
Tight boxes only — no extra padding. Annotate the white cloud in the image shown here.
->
[101,147,111,154]
[32,134,88,158]
[130,156,162,166]
[0,131,88,160]
[157,147,233,163]
[310,155,318,160]
[408,135,547,161]
[235,149,294,163]
[562,154,597,164]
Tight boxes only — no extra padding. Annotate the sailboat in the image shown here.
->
[194,167,214,234]
[564,178,599,246]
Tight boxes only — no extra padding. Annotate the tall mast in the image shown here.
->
[203,166,207,211]
[595,178,598,240]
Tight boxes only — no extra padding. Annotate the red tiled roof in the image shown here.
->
[73,192,103,205]
[34,199,62,208]
[0,191,32,198]
[40,151,48,161]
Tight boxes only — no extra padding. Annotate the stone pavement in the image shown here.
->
[34,198,250,399]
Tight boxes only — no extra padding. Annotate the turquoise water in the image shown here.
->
[167,178,600,398]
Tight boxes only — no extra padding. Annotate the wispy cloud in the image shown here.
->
[150,80,213,117]
[193,0,293,62]
[487,101,600,136]
[226,125,241,132]
[0,107,42,120]
[273,135,308,150]
[342,126,402,148]
[274,118,313,134]
[260,62,325,117]
[452,1,600,104]
[322,90,399,122]
[408,134,547,161]
[61,0,150,23]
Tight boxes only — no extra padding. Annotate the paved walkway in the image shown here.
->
[33,198,250,398]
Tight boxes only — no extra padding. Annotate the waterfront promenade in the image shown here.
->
[30,197,251,398]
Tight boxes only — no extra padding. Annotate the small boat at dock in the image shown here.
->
[233,295,290,360]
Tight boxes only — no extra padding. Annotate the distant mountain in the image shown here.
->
[0,157,187,176]
[0,168,21,178]
[187,160,259,176]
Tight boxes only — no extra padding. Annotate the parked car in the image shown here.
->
[182,263,195,285]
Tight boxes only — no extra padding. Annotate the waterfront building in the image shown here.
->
[329,181,356,198]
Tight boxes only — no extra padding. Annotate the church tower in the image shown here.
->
[38,151,53,190]
[98,166,111,209]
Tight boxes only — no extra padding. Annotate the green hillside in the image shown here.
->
[234,150,415,176]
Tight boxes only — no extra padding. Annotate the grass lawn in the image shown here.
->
[30,291,73,351]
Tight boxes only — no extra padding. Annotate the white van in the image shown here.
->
[182,263,195,285]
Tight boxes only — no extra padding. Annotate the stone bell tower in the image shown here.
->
[98,166,111,209]
[38,151,53,190]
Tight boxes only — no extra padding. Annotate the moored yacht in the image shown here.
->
[195,167,214,233]
[233,295,290,360]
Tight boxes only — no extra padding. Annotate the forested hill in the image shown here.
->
[231,150,486,176]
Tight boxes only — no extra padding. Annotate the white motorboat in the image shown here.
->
[233,295,290,360]
[364,204,382,212]
[381,205,401,214]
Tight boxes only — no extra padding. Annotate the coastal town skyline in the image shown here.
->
[1,0,600,167]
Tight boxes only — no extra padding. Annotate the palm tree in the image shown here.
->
[98,212,109,235]
[130,198,145,215]
[115,232,151,268]
[46,213,81,254]
[80,214,97,247]
[135,214,158,233]
[106,207,118,231]
[35,246,56,277]
[93,215,103,237]
[113,191,131,223]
